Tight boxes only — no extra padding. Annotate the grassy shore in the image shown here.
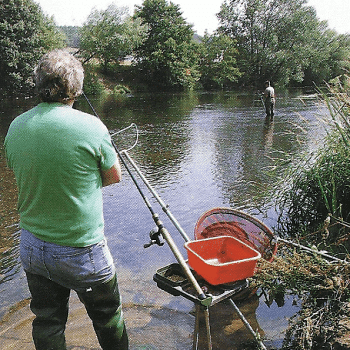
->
[251,77,350,349]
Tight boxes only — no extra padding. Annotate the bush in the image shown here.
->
[113,84,131,94]
[83,68,105,95]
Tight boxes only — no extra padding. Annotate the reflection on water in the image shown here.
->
[0,90,330,348]
[263,117,274,151]
[195,295,265,349]
[0,155,20,285]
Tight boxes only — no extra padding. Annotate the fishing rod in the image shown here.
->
[82,92,209,302]
[117,124,269,350]
[276,237,349,264]
[83,94,190,242]
[121,150,191,242]
[260,95,265,109]
[229,299,267,350]
[255,91,266,109]
[83,93,270,349]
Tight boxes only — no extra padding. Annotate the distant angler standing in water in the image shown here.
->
[4,49,128,350]
[263,80,275,119]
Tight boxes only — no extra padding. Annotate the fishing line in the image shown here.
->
[110,123,139,152]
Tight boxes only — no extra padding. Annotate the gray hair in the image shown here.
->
[34,50,84,102]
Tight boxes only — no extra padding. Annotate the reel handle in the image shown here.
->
[144,227,165,248]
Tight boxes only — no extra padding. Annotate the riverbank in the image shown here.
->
[83,63,148,96]
[251,249,350,350]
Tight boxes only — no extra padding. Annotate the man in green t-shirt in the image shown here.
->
[5,50,128,350]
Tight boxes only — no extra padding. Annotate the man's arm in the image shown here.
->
[101,159,122,187]
[264,88,270,99]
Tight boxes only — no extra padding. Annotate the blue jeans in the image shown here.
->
[20,229,128,350]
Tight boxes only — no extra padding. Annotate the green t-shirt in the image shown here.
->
[4,102,117,247]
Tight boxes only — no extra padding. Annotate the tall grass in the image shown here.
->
[252,79,350,349]
[252,78,350,350]
[270,78,350,254]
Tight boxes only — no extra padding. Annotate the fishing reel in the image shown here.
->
[144,227,165,248]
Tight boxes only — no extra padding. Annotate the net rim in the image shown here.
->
[194,207,277,261]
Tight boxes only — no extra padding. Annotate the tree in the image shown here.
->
[80,4,146,72]
[59,26,81,48]
[266,2,324,86]
[0,0,66,96]
[217,0,350,87]
[199,33,242,90]
[303,29,350,86]
[134,0,200,91]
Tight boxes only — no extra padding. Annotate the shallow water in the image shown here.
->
[0,90,330,349]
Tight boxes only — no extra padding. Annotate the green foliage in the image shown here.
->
[217,0,350,87]
[0,0,66,96]
[199,33,242,90]
[113,84,131,94]
[134,0,200,91]
[303,32,350,86]
[59,26,80,48]
[276,144,350,240]
[83,65,105,95]
[39,16,66,51]
[80,4,147,72]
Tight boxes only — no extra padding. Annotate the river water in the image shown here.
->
[0,90,330,349]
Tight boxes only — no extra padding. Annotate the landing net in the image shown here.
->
[194,208,277,262]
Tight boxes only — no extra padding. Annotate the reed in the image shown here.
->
[265,79,350,256]
[253,78,350,349]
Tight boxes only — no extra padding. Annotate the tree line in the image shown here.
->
[1,0,350,96]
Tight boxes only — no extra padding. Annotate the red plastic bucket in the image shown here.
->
[184,236,261,285]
